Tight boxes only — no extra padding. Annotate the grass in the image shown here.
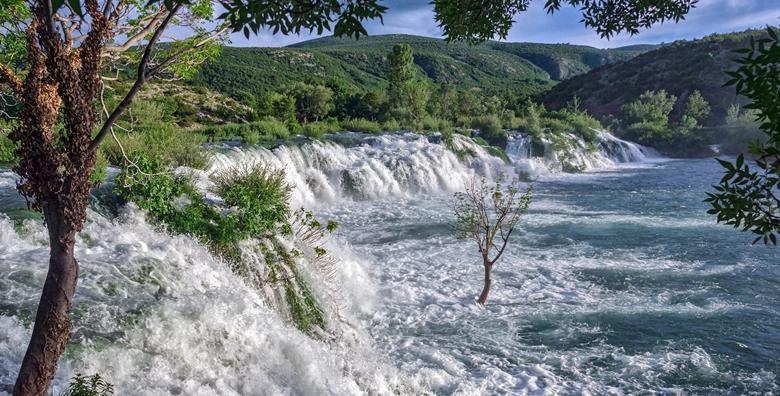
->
[341,118,381,134]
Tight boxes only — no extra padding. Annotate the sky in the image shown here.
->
[228,0,780,48]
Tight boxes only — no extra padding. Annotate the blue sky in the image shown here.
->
[230,0,780,48]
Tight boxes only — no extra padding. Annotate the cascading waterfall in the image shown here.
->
[207,134,508,206]
[207,131,654,207]
[0,130,659,395]
[0,207,419,395]
[506,129,657,177]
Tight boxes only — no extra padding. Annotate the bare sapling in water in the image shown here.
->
[453,175,532,305]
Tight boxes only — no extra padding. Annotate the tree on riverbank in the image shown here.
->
[453,177,532,305]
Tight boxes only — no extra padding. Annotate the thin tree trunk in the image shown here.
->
[14,207,78,396]
[477,260,492,305]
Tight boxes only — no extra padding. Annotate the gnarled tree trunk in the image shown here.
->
[13,206,78,396]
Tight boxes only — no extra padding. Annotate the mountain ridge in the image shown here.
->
[193,34,655,99]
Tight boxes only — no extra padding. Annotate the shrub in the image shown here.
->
[303,119,341,139]
[198,118,291,145]
[287,120,304,136]
[213,164,292,238]
[341,118,381,134]
[0,120,18,163]
[471,115,507,148]
[115,153,241,260]
[544,110,602,141]
[257,92,296,122]
[382,118,401,132]
[102,101,207,169]
[422,116,452,133]
[541,117,570,135]
[499,110,516,129]
[252,118,290,140]
[243,130,261,145]
[61,373,114,396]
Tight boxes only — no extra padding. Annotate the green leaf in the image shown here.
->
[51,0,65,12]
[67,0,83,17]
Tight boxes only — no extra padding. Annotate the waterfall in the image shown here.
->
[204,131,656,206]
[0,208,417,395]
[506,129,657,177]
[0,129,658,395]
[207,133,508,206]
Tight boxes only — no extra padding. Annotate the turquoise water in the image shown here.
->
[320,158,780,394]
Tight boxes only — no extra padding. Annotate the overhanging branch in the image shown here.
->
[89,3,181,152]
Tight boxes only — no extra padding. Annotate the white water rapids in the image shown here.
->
[0,131,670,395]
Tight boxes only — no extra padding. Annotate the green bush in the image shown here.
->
[287,120,304,136]
[303,119,341,139]
[470,115,507,148]
[115,154,250,261]
[61,373,113,396]
[0,121,18,163]
[243,130,261,145]
[422,116,452,133]
[198,118,290,144]
[499,110,516,129]
[382,118,401,132]
[253,118,290,140]
[341,118,381,134]
[213,164,292,238]
[544,110,602,141]
[541,117,571,135]
[102,101,207,169]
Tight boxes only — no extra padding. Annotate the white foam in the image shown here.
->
[0,210,417,395]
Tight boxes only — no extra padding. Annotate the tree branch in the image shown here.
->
[489,227,513,265]
[104,8,167,54]
[89,3,181,152]
[0,64,23,96]
[146,26,228,75]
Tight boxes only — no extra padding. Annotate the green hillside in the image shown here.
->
[193,34,651,100]
[540,29,769,124]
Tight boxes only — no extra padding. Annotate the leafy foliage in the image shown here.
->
[471,115,507,148]
[194,34,648,105]
[218,0,387,39]
[213,164,292,238]
[60,373,113,396]
[706,27,780,245]
[0,120,18,163]
[340,117,381,134]
[434,0,695,43]
[101,100,208,169]
[681,90,711,130]
[287,82,334,123]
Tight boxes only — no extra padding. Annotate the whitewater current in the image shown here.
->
[1,131,778,394]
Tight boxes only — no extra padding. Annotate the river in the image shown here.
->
[0,133,778,394]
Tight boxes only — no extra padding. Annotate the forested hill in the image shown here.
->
[540,29,769,124]
[192,34,652,99]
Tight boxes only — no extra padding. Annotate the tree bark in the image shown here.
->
[13,206,78,396]
[477,260,492,305]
